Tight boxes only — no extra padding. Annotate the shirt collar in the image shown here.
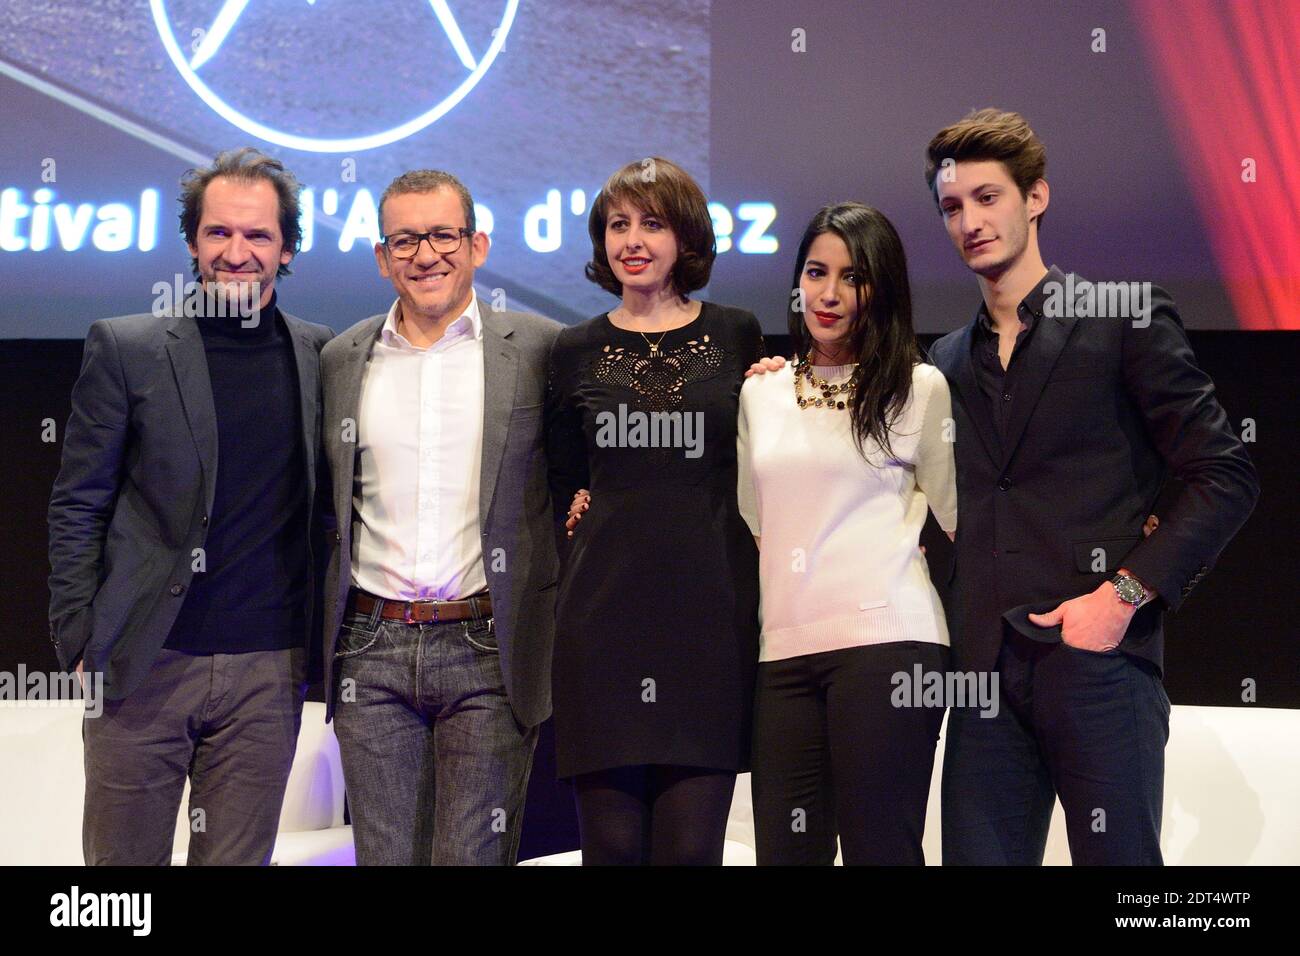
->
[381,288,481,349]
[975,264,1067,335]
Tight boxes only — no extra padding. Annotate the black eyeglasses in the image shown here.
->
[382,227,472,259]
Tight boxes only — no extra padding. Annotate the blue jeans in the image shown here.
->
[941,629,1170,865]
[332,603,537,865]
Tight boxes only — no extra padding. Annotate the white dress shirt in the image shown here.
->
[351,290,487,601]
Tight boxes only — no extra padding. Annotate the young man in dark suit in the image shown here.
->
[48,148,333,865]
[924,109,1258,864]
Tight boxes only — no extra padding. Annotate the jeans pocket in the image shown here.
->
[462,618,499,654]
[335,617,380,659]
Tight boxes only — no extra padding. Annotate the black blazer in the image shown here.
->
[929,274,1258,676]
[47,308,334,699]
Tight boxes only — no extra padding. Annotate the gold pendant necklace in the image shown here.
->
[640,329,669,356]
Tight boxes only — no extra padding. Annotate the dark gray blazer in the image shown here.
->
[319,305,562,727]
[929,280,1258,677]
[47,308,334,699]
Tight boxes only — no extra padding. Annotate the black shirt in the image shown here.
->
[970,265,1065,453]
[164,290,310,654]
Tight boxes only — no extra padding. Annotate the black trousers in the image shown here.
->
[941,629,1170,865]
[751,641,948,865]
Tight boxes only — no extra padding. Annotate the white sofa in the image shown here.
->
[520,704,1300,865]
[0,701,353,866]
[4,702,1296,865]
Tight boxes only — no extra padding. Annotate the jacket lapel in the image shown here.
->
[943,322,1002,467]
[164,313,218,516]
[478,309,519,528]
[282,312,321,507]
[333,317,385,526]
[999,311,1077,468]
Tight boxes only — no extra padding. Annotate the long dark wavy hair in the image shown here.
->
[787,202,921,459]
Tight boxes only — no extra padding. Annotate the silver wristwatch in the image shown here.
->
[1111,573,1149,608]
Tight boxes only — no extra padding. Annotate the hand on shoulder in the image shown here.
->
[745,355,787,378]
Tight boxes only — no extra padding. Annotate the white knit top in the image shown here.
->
[737,362,958,662]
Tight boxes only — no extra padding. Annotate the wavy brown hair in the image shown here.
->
[179,147,302,279]
[924,108,1048,231]
[585,157,715,299]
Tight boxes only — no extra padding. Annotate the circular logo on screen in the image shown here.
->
[150,0,517,152]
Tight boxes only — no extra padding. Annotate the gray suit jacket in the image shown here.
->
[47,308,334,698]
[319,305,562,726]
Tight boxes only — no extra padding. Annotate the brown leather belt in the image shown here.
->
[347,588,492,625]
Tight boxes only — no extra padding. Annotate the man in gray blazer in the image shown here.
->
[48,148,333,865]
[320,169,561,865]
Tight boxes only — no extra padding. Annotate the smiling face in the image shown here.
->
[799,231,866,362]
[187,176,292,309]
[604,202,680,298]
[935,159,1047,280]
[375,186,488,324]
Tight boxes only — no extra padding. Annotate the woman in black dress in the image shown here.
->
[545,157,763,864]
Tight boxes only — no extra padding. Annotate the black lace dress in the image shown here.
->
[545,302,764,778]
